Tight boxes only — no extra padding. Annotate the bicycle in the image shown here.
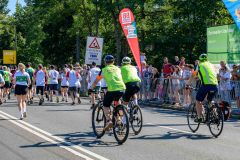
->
[187,87,224,138]
[127,98,143,135]
[92,97,129,144]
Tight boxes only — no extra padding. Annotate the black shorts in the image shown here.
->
[196,85,218,102]
[61,86,69,89]
[15,85,28,95]
[103,91,124,107]
[88,86,101,94]
[4,81,11,89]
[49,84,58,91]
[45,84,50,91]
[36,86,44,95]
[28,84,33,90]
[69,87,77,92]
[122,82,140,102]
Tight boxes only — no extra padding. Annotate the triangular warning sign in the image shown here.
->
[89,37,100,49]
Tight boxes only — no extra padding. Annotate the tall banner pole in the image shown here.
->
[119,8,142,73]
[222,0,240,29]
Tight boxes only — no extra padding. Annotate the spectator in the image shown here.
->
[231,64,240,111]
[181,64,193,107]
[141,52,147,62]
[194,60,199,71]
[151,68,160,100]
[174,56,180,66]
[170,65,182,107]
[80,64,88,96]
[218,61,232,104]
[179,57,186,69]
[142,65,153,101]
[162,57,173,78]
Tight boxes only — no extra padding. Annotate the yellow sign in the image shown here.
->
[3,50,17,64]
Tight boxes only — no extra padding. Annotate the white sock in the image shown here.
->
[23,107,26,113]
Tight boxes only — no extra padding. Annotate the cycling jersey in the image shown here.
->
[98,64,125,92]
[197,61,218,85]
[14,70,30,86]
[3,71,11,82]
[121,65,141,84]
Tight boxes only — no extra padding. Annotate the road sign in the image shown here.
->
[85,37,103,65]
[3,50,16,64]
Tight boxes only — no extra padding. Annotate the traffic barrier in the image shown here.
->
[139,77,240,109]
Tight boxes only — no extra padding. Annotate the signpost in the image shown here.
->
[85,37,103,65]
[3,50,16,64]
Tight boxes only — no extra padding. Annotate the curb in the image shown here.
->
[140,102,240,120]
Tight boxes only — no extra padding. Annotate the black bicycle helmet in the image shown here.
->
[104,55,115,63]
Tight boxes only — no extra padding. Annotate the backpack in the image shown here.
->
[219,101,231,121]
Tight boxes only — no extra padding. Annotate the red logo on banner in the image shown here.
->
[119,8,142,73]
[89,37,100,49]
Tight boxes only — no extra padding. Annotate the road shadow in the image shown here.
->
[46,109,90,112]
[54,131,120,147]
[130,131,212,141]
[143,123,188,128]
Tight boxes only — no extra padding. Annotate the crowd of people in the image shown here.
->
[138,55,240,113]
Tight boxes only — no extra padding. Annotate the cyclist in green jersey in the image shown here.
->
[121,57,141,106]
[26,62,35,104]
[92,55,126,130]
[187,54,218,123]
[3,66,12,102]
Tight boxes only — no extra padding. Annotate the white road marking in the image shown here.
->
[0,111,110,160]
[145,122,196,134]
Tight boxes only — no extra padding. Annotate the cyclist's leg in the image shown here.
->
[196,86,208,119]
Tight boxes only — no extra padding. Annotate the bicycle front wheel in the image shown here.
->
[208,104,224,138]
[92,102,106,138]
[130,105,143,135]
[112,105,129,145]
[187,103,200,133]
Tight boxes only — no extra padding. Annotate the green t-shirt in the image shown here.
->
[3,71,11,82]
[121,64,141,84]
[26,67,35,80]
[102,65,126,92]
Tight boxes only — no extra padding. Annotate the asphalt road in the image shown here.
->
[0,97,239,160]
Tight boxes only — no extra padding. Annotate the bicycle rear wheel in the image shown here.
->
[112,105,129,145]
[130,105,143,135]
[187,103,200,133]
[92,102,106,138]
[208,104,224,138]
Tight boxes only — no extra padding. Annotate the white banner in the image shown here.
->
[85,37,104,65]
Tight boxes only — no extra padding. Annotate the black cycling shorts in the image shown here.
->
[122,82,140,102]
[103,91,124,108]
[15,85,28,95]
[196,85,218,102]
[36,86,44,95]
[4,81,11,89]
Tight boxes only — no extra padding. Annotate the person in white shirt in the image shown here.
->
[13,63,31,120]
[87,62,101,109]
[0,73,5,105]
[35,64,46,105]
[61,68,69,102]
[48,65,59,102]
[66,64,81,105]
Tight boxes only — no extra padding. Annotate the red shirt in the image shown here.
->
[162,63,173,78]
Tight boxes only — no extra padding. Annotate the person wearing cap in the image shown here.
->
[120,57,141,106]
[187,54,218,123]
[92,55,126,131]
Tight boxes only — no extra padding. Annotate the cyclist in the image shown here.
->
[187,54,218,123]
[92,55,126,131]
[3,66,12,102]
[35,64,46,105]
[48,65,59,102]
[13,63,31,120]
[88,62,101,109]
[26,63,35,104]
[120,57,141,107]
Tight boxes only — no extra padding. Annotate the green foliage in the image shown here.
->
[0,0,235,67]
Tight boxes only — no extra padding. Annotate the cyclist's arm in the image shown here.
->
[92,71,103,89]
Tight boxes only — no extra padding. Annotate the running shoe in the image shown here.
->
[23,112,27,118]
[78,98,81,104]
